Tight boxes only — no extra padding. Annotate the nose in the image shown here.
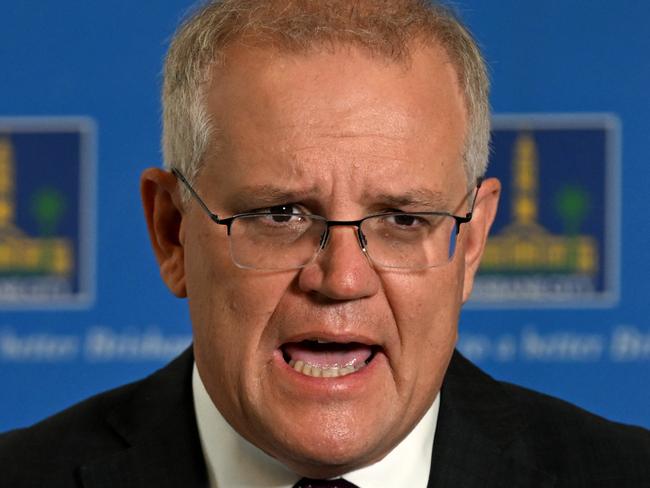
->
[297,225,380,301]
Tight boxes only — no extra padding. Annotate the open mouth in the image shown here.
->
[281,340,380,378]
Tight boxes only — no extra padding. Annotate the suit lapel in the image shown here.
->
[78,348,208,488]
[427,351,556,488]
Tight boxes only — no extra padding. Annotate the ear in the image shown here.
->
[141,168,187,298]
[461,177,500,303]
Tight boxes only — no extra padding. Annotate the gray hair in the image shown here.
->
[162,0,490,198]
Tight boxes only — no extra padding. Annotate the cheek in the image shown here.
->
[382,263,463,369]
[187,237,298,411]
[186,230,295,364]
[385,266,462,327]
[186,225,281,327]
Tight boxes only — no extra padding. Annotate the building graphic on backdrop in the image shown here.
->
[0,138,73,279]
[471,115,619,307]
[0,119,94,307]
[481,133,599,275]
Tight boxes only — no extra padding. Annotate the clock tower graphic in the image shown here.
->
[0,137,73,291]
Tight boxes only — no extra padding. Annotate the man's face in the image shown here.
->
[146,41,498,477]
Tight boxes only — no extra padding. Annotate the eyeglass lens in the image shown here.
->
[227,213,458,270]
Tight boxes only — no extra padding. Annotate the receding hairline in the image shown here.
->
[167,1,476,93]
[162,0,490,196]
[212,31,463,84]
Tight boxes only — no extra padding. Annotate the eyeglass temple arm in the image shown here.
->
[460,177,484,221]
[452,177,484,230]
[171,167,221,223]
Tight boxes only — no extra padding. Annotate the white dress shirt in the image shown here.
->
[192,363,439,488]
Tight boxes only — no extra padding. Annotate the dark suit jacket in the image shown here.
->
[1,347,648,487]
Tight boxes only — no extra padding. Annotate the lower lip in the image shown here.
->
[272,348,386,396]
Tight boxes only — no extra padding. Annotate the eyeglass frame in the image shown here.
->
[171,167,483,269]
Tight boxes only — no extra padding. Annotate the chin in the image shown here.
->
[261,416,390,478]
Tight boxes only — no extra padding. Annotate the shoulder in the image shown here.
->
[0,348,195,487]
[504,381,650,486]
[443,351,650,486]
[502,380,650,470]
[0,379,139,486]
[503,378,648,442]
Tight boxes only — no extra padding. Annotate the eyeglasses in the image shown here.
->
[172,168,481,271]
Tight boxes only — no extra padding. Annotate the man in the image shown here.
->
[1,1,648,487]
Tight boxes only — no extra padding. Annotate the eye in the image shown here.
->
[384,213,428,228]
[268,204,300,214]
[266,204,303,222]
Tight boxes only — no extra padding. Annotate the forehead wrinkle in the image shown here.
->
[293,106,418,147]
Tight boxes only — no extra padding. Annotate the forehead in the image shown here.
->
[201,41,468,203]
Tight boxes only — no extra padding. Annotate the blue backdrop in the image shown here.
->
[1,0,648,431]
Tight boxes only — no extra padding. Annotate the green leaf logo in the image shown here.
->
[30,187,67,237]
[554,185,589,236]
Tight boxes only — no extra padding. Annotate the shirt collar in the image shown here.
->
[193,362,439,488]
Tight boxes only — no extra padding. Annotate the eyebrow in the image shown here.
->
[223,184,454,214]
[225,184,320,212]
[367,188,451,211]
